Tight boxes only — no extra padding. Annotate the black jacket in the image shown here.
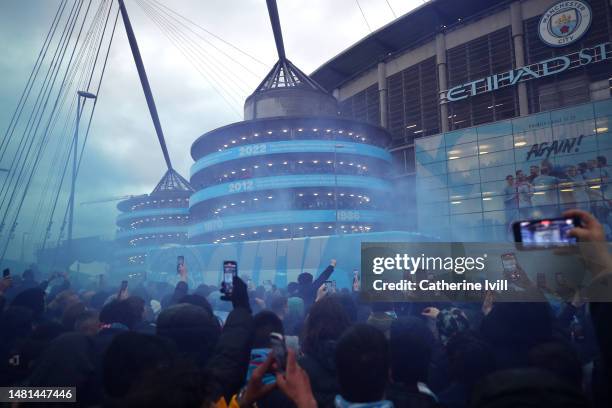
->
[300,340,338,408]
[205,307,254,401]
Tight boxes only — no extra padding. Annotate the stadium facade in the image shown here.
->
[188,45,395,244]
[114,169,193,274]
[311,0,612,240]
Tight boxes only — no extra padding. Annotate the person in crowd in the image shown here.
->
[515,170,533,217]
[300,295,351,407]
[532,164,559,217]
[366,302,396,338]
[296,259,336,308]
[503,175,517,223]
[387,316,439,408]
[563,165,590,211]
[335,324,392,407]
[527,165,539,183]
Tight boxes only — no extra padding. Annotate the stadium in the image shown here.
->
[311,0,612,241]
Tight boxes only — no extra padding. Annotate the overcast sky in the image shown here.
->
[0,0,423,260]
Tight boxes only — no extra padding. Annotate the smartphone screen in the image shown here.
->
[223,260,237,295]
[536,272,546,289]
[501,253,517,272]
[513,216,580,248]
[323,280,333,291]
[269,332,287,371]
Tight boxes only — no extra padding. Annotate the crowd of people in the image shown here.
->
[503,157,610,228]
[1,209,612,407]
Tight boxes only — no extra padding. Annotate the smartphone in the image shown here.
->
[323,280,333,291]
[332,280,337,291]
[269,332,287,371]
[513,216,581,248]
[118,280,128,298]
[2,268,10,278]
[177,255,184,274]
[222,260,238,295]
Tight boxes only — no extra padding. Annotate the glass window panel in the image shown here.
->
[446,142,478,160]
[450,213,483,227]
[482,195,505,211]
[418,201,450,216]
[483,210,510,226]
[552,119,596,139]
[416,148,446,164]
[449,197,483,214]
[449,184,482,200]
[480,164,516,182]
[417,175,448,191]
[448,169,480,186]
[550,103,594,123]
[416,161,447,176]
[595,115,611,133]
[447,156,479,172]
[479,150,515,168]
[512,111,551,133]
[596,132,612,150]
[445,128,477,146]
[594,99,612,117]
[477,121,513,140]
[478,135,514,153]
[418,188,449,204]
[415,134,444,151]
[481,180,512,197]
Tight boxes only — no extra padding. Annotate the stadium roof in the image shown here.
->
[310,0,512,91]
[151,168,194,195]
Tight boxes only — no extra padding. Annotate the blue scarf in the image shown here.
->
[334,395,394,408]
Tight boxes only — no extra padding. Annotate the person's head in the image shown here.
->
[124,296,146,324]
[99,300,137,329]
[530,165,539,176]
[541,165,550,175]
[253,310,284,348]
[61,302,86,331]
[446,331,495,386]
[156,303,221,365]
[269,295,288,319]
[528,341,582,387]
[389,316,434,385]
[596,155,607,167]
[22,268,34,281]
[577,162,587,173]
[336,324,388,403]
[506,175,514,185]
[119,360,217,407]
[471,368,588,408]
[173,281,189,298]
[75,311,99,336]
[302,296,351,355]
[179,294,213,315]
[10,288,45,320]
[297,272,313,286]
[287,281,299,296]
[481,302,553,349]
[587,159,597,169]
[437,307,470,346]
[566,165,576,177]
[516,170,524,180]
[103,332,176,399]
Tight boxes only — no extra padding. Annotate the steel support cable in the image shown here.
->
[0,0,83,220]
[5,0,102,230]
[137,1,245,110]
[355,0,372,32]
[384,0,397,18]
[0,0,69,162]
[138,1,250,102]
[136,0,249,101]
[135,0,242,116]
[143,0,264,79]
[142,0,257,95]
[0,0,94,261]
[32,1,111,235]
[43,3,119,249]
[0,0,89,245]
[146,0,268,68]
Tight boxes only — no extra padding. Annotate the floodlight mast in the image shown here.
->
[117,0,173,170]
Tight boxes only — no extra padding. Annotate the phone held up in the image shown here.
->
[269,332,287,372]
[222,260,238,296]
[513,216,581,249]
